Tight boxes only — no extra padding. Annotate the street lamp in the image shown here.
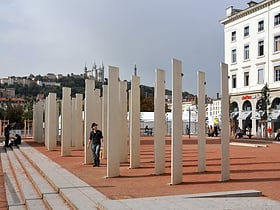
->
[188,106,191,139]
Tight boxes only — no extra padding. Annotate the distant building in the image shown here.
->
[84,63,105,82]
[220,0,280,136]
[0,88,15,98]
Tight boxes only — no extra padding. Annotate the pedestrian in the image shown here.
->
[13,134,21,146]
[4,124,10,147]
[267,127,272,138]
[87,122,103,167]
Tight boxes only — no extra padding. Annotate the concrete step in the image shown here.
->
[11,146,71,210]
[0,146,24,209]
[19,141,107,209]
[5,146,47,210]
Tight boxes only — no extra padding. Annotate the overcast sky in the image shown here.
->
[0,0,257,97]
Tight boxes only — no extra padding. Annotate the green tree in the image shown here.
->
[259,83,270,138]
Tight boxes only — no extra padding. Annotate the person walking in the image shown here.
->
[4,124,10,147]
[87,122,103,167]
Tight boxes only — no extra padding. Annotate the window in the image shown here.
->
[258,68,264,84]
[275,35,280,52]
[231,31,236,41]
[232,49,236,63]
[275,14,280,26]
[244,45,249,60]
[258,20,264,32]
[275,65,280,81]
[232,75,237,88]
[244,72,249,86]
[244,26,249,37]
[258,40,264,56]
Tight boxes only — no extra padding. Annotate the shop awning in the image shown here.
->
[251,111,261,120]
[238,111,252,120]
[269,111,280,120]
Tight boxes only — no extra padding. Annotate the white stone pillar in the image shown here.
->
[221,62,230,181]
[94,88,102,125]
[154,69,166,175]
[84,79,95,164]
[46,93,57,151]
[45,96,49,148]
[119,81,128,163]
[129,75,140,169]
[75,94,83,150]
[61,87,72,156]
[33,101,44,143]
[197,71,206,172]
[171,58,183,185]
[107,66,121,177]
[102,85,108,159]
[71,97,76,147]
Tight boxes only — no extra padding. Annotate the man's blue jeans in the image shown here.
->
[91,143,101,166]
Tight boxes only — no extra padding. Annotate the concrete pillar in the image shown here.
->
[102,85,108,159]
[71,97,76,147]
[251,104,257,135]
[75,94,83,150]
[33,101,44,143]
[46,93,57,151]
[154,69,166,175]
[197,71,206,172]
[171,58,183,185]
[119,81,128,163]
[61,87,72,156]
[84,79,95,164]
[129,75,140,169]
[45,96,49,148]
[221,62,230,181]
[107,66,121,177]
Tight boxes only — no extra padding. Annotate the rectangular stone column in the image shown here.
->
[107,66,121,177]
[119,81,128,163]
[129,75,140,169]
[84,79,95,164]
[46,93,57,151]
[33,101,44,143]
[61,87,72,156]
[154,69,166,175]
[71,97,76,147]
[171,59,183,185]
[45,96,49,148]
[75,94,83,150]
[221,62,230,181]
[197,71,206,172]
[102,85,108,159]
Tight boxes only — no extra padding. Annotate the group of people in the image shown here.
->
[4,124,21,147]
[207,125,219,137]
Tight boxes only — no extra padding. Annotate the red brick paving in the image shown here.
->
[1,135,280,209]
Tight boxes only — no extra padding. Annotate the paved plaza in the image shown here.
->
[1,135,280,209]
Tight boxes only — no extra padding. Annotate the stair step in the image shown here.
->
[19,141,107,209]
[6,147,41,201]
[12,146,71,210]
[0,146,24,207]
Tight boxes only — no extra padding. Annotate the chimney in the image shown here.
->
[248,1,258,8]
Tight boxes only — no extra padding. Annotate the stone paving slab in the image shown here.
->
[101,194,280,210]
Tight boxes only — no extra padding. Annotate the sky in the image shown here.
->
[0,0,258,97]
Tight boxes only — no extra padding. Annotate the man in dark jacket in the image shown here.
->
[87,122,103,167]
[4,124,10,147]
